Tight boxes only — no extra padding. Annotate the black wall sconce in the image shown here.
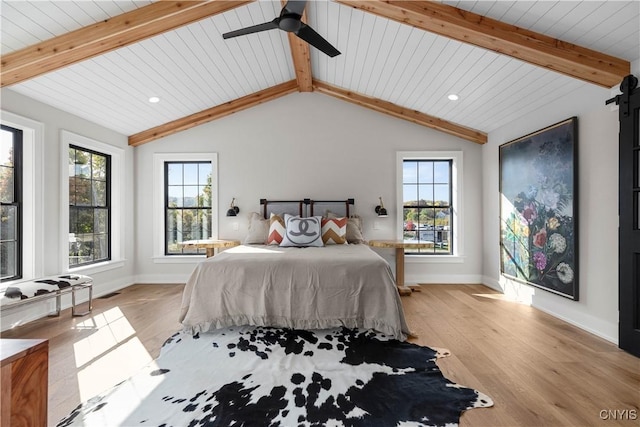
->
[226,198,240,217]
[375,196,388,217]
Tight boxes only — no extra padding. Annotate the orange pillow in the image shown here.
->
[267,214,285,245]
[321,217,347,245]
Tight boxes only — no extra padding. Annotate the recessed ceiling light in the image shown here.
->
[148,96,160,103]
[447,94,459,101]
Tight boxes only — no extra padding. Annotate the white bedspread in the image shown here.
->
[179,244,410,340]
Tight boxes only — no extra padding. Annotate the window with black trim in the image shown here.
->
[402,159,453,254]
[69,145,111,267]
[165,161,212,255]
[1,125,23,280]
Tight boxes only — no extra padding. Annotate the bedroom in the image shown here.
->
[0,0,638,426]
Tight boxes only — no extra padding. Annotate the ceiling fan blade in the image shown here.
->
[223,18,279,39]
[282,0,307,17]
[296,23,341,57]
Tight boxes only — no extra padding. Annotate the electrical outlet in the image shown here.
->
[232,222,239,231]
[373,221,381,230]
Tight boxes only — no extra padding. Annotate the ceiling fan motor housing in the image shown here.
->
[279,15,302,33]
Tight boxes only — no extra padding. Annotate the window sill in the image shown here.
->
[69,259,126,274]
[153,256,205,264]
[405,255,465,264]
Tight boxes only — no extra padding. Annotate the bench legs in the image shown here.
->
[72,285,93,317]
[47,293,62,317]
[45,285,93,317]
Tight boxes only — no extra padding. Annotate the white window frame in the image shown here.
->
[60,130,125,274]
[153,153,218,263]
[0,111,44,284]
[396,151,464,263]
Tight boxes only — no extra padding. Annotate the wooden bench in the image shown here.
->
[0,274,93,317]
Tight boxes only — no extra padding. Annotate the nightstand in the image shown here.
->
[368,240,434,296]
[180,239,241,258]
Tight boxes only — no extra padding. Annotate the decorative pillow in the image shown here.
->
[280,214,324,247]
[326,211,366,244]
[244,212,269,244]
[344,217,365,244]
[267,213,286,245]
[321,217,347,245]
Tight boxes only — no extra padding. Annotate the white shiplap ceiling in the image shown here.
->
[1,0,639,143]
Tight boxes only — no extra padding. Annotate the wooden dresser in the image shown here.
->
[1,339,48,427]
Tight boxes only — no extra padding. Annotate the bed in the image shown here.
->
[179,199,410,341]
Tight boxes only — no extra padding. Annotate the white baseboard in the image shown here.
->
[480,275,618,345]
[405,274,483,284]
[533,304,618,344]
[481,275,502,291]
[133,274,189,284]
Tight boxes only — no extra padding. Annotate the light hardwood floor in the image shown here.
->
[2,283,639,426]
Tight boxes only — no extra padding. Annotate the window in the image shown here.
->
[153,152,218,261]
[1,111,44,282]
[61,130,123,274]
[397,151,463,257]
[68,145,111,267]
[164,161,212,255]
[1,125,23,280]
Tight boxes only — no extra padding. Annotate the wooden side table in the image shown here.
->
[1,339,49,427]
[180,239,241,258]
[368,240,434,296]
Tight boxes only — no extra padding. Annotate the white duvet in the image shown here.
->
[179,244,410,340]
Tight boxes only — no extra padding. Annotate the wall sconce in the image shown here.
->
[375,197,388,217]
[226,198,240,217]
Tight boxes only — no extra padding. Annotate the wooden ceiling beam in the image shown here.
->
[336,0,629,88]
[283,0,313,92]
[129,80,298,146]
[313,80,486,144]
[1,0,253,87]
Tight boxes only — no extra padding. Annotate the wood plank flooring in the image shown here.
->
[2,283,638,426]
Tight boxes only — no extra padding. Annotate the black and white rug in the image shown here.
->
[58,327,493,426]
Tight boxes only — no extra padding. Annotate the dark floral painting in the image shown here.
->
[499,117,578,300]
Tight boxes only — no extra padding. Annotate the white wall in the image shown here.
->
[481,82,620,343]
[134,92,484,284]
[4,78,623,343]
[1,89,136,328]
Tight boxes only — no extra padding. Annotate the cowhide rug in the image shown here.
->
[57,327,493,426]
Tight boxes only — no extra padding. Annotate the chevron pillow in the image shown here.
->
[321,217,347,245]
[267,213,286,245]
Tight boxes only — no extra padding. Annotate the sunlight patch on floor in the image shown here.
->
[72,306,156,401]
[73,307,136,366]
[76,335,156,401]
[473,280,534,306]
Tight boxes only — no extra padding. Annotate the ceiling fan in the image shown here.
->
[223,0,341,57]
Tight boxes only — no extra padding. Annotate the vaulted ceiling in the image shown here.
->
[1,1,638,146]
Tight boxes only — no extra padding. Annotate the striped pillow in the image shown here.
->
[267,213,285,245]
[321,217,347,245]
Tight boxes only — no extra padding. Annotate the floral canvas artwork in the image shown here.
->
[499,117,578,300]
